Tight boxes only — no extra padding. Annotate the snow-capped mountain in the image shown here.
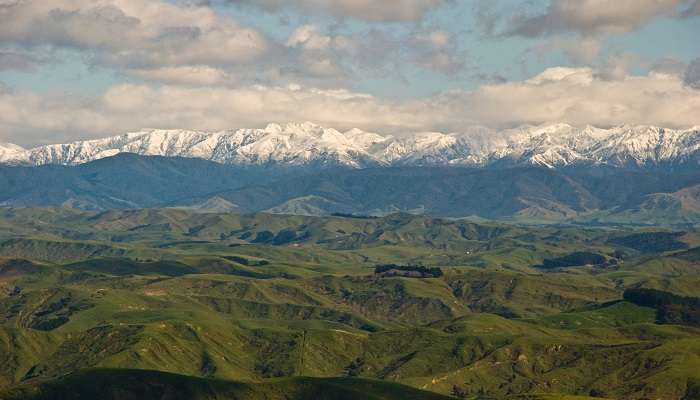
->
[11,123,380,168]
[2,122,699,169]
[0,142,27,164]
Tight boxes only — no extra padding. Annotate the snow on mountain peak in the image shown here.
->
[0,142,27,164]
[1,123,699,169]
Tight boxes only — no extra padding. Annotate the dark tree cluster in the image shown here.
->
[250,229,310,245]
[609,232,688,253]
[374,264,443,278]
[624,288,700,327]
[537,252,609,269]
[343,358,365,377]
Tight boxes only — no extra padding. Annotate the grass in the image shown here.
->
[0,368,454,400]
[531,301,658,330]
[1,208,700,399]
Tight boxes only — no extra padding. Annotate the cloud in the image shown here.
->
[0,0,270,70]
[284,24,349,78]
[684,58,700,89]
[226,0,444,22]
[594,54,639,81]
[127,66,233,86]
[681,0,700,16]
[283,24,465,79]
[409,31,463,74]
[458,67,700,128]
[651,57,687,76]
[0,0,461,88]
[505,0,696,37]
[1,66,699,147]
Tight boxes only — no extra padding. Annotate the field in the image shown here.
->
[1,208,699,399]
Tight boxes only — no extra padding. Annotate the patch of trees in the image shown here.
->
[609,232,688,253]
[374,264,443,278]
[343,358,365,377]
[624,288,700,327]
[272,229,298,245]
[250,229,310,245]
[251,231,275,243]
[537,252,611,269]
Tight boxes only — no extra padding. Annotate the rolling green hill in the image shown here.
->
[0,369,453,400]
[1,208,699,399]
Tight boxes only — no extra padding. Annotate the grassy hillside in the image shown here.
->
[0,369,453,400]
[1,208,700,399]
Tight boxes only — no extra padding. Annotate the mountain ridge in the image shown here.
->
[2,154,699,224]
[2,122,699,170]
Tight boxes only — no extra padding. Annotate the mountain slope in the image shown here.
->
[208,166,700,220]
[211,167,599,218]
[2,123,699,170]
[0,153,269,210]
[2,154,700,222]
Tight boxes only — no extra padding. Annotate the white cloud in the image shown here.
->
[459,67,700,128]
[1,67,699,147]
[0,1,461,88]
[284,24,347,78]
[651,57,687,76]
[127,66,233,86]
[409,30,463,74]
[227,0,444,22]
[594,54,639,81]
[506,0,697,37]
[287,25,333,50]
[0,0,270,69]
[283,25,464,79]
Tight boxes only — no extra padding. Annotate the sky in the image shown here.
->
[0,0,699,147]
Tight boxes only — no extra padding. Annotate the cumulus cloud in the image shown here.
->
[505,0,697,37]
[459,67,700,128]
[409,31,463,74]
[1,67,699,147]
[281,24,464,80]
[127,66,233,86]
[226,0,444,22]
[594,54,639,81]
[651,57,687,76]
[0,0,462,87]
[284,24,350,78]
[0,0,270,69]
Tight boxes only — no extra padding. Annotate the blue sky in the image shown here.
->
[0,0,699,146]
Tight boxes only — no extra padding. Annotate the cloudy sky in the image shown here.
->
[0,0,699,147]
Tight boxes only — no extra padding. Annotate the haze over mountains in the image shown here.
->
[2,122,700,170]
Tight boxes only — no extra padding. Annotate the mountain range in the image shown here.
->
[2,122,699,170]
[0,153,698,224]
[2,122,700,224]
